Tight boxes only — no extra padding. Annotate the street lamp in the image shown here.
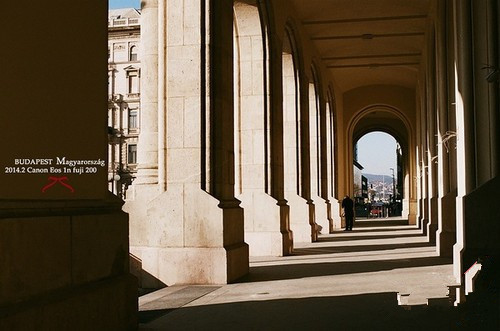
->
[390,167,396,203]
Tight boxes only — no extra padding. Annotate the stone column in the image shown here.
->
[268,19,294,256]
[128,0,248,285]
[123,0,161,288]
[326,99,341,230]
[134,0,158,186]
[418,77,429,234]
[309,81,329,234]
[414,91,423,226]
[283,46,311,243]
[491,0,500,177]
[300,76,319,242]
[426,27,439,243]
[462,0,500,276]
[453,0,476,281]
[234,1,292,257]
[0,1,136,328]
[436,0,456,258]
[319,96,334,232]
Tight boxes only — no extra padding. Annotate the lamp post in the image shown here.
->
[390,167,396,203]
[382,174,385,201]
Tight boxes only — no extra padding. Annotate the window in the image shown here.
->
[128,109,138,129]
[128,71,139,93]
[128,144,137,164]
[108,74,111,95]
[129,45,138,61]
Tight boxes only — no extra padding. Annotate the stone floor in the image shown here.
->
[138,218,462,330]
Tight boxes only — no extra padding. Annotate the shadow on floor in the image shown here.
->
[241,256,451,283]
[354,219,410,227]
[292,241,433,256]
[140,292,466,330]
[139,309,174,324]
[318,232,426,242]
[335,227,419,234]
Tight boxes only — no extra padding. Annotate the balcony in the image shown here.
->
[108,17,140,28]
[125,93,140,101]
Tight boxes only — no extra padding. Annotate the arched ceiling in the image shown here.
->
[290,0,431,92]
[353,109,409,149]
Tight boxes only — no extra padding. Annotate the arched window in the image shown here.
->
[129,45,137,61]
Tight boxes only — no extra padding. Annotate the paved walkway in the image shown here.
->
[139,218,458,330]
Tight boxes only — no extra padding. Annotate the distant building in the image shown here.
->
[107,8,141,197]
[396,143,403,202]
[361,175,368,199]
[353,160,364,199]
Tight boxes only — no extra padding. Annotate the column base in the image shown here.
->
[287,193,313,243]
[132,245,249,285]
[128,184,249,285]
[246,231,289,257]
[437,230,456,258]
[240,191,293,257]
[420,198,429,234]
[311,195,328,234]
[427,197,438,243]
[329,198,341,231]
[402,198,410,220]
[463,176,500,280]
[307,200,319,242]
[408,214,417,225]
[0,195,137,330]
[437,191,456,258]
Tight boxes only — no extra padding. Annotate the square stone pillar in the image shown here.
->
[0,1,137,329]
[300,77,319,242]
[234,1,293,257]
[435,0,456,258]
[282,48,313,243]
[308,81,329,234]
[126,0,248,285]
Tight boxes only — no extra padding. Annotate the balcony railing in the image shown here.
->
[126,93,140,100]
[108,18,140,28]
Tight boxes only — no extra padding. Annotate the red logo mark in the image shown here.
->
[41,176,75,193]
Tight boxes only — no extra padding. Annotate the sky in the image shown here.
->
[109,0,140,9]
[356,132,397,176]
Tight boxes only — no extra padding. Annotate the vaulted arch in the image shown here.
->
[347,103,417,223]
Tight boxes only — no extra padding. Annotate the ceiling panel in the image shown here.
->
[290,0,431,91]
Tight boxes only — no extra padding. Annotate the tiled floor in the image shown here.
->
[139,218,458,330]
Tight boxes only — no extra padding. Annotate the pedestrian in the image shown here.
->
[341,195,354,231]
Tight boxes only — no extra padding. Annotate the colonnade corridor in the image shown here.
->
[137,217,462,330]
[2,0,499,328]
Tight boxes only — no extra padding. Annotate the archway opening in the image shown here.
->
[354,131,403,219]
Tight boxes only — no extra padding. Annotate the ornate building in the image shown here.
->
[108,8,141,198]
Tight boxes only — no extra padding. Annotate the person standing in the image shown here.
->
[342,195,354,231]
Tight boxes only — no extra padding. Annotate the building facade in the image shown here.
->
[108,8,141,198]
